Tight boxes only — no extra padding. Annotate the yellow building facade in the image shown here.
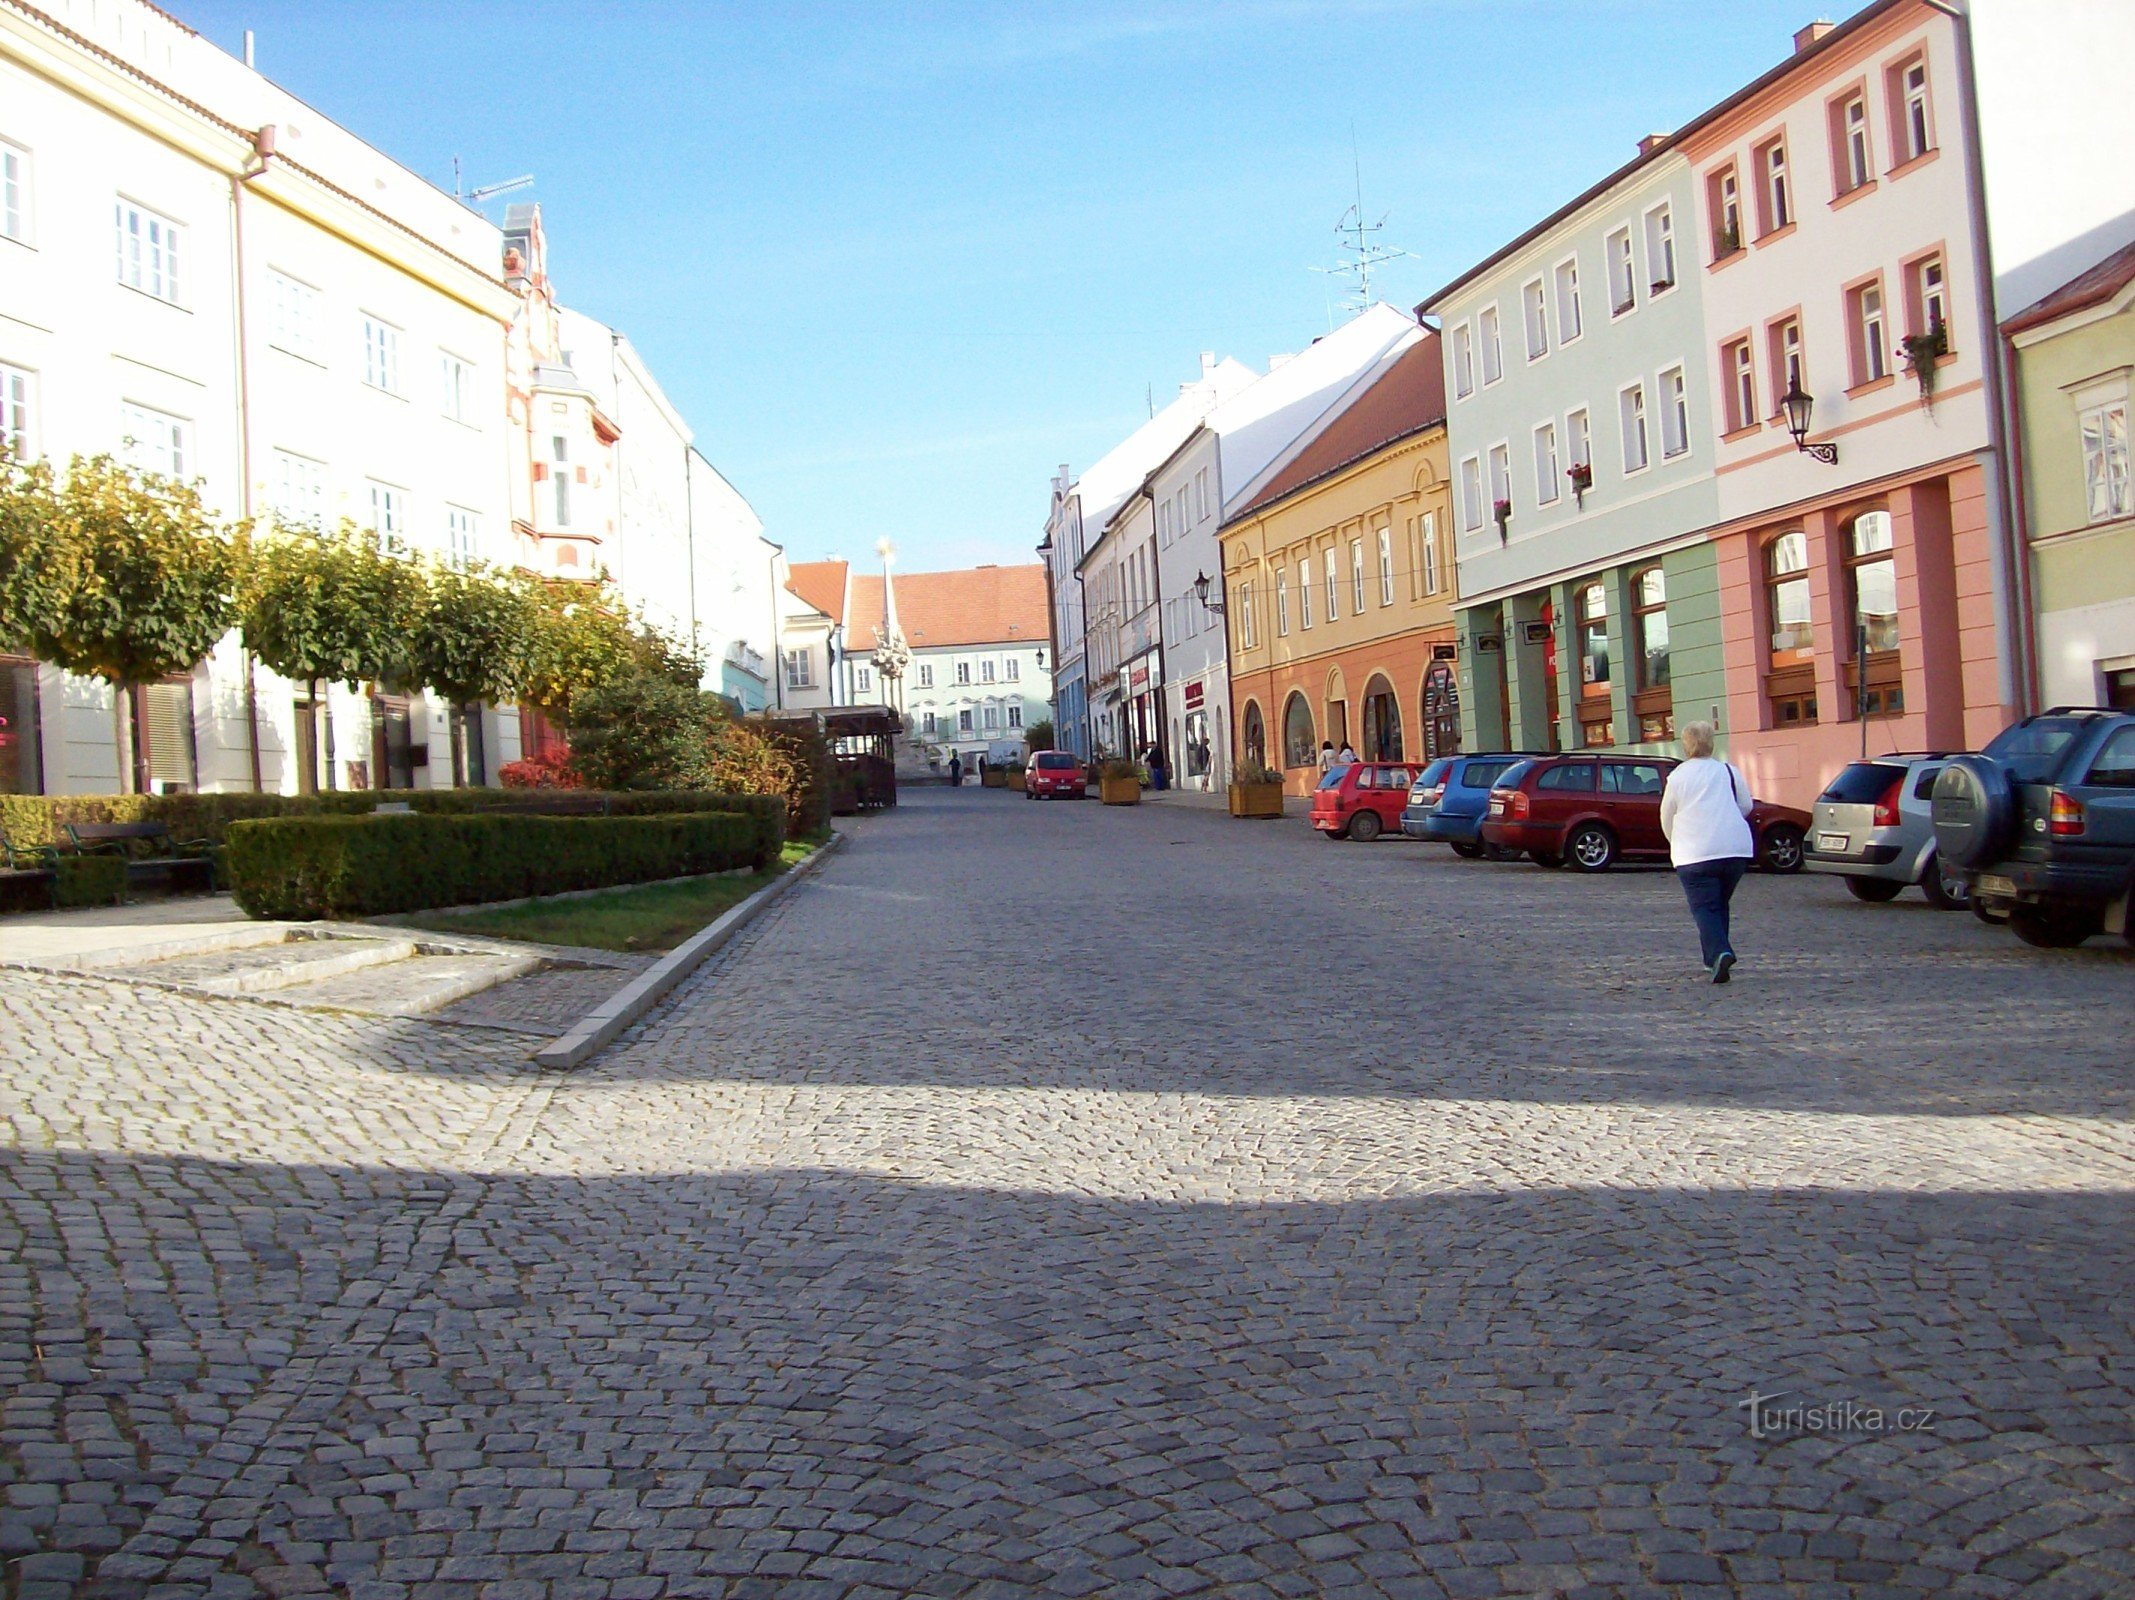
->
[1221,339,1458,794]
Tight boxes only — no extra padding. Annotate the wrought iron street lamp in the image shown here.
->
[1192,570,1226,614]
[1781,378,1839,464]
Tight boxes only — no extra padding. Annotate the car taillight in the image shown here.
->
[2049,789,2086,837]
[1873,776,1904,829]
[1419,786,1444,807]
[1495,789,1528,819]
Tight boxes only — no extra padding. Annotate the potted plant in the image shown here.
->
[1006,765,1026,792]
[1228,758,1286,818]
[1098,757,1143,806]
[1493,498,1513,540]
[1714,223,1741,258]
[1567,461,1593,508]
[1900,320,1949,408]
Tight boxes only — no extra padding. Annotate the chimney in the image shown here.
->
[1636,132,1669,157]
[1200,350,1217,377]
[1794,19,1835,52]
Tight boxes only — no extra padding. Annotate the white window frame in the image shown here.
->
[958,708,974,733]
[1487,443,1511,522]
[1299,559,1314,631]
[1856,281,1889,384]
[2076,377,2132,524]
[1567,406,1592,473]
[1350,538,1366,613]
[0,362,34,461]
[955,660,971,685]
[362,315,402,395]
[1619,382,1650,475]
[1644,202,1677,292]
[1420,513,1439,596]
[1901,60,1933,164]
[1553,255,1582,344]
[1006,703,1022,729]
[267,270,322,363]
[119,401,188,479]
[1661,364,1690,459]
[0,138,29,246]
[1534,420,1560,505]
[445,504,481,568]
[439,351,474,423]
[1275,569,1289,636]
[1919,254,1948,338]
[916,663,934,688]
[1479,304,1504,385]
[1238,581,1256,647]
[1377,527,1394,606]
[1728,339,1756,433]
[115,198,182,304]
[1451,322,1475,399]
[1459,455,1484,533]
[1842,94,1871,192]
[1006,656,1020,682]
[269,448,327,527]
[785,648,815,690]
[1522,278,1549,361]
[1775,318,1804,413]
[366,479,407,544]
[1607,226,1637,317]
[1761,136,1792,233]
[1324,547,1339,623]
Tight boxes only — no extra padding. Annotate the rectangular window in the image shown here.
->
[1607,226,1636,315]
[439,352,473,422]
[2081,402,2131,522]
[1238,581,1255,647]
[853,665,872,694]
[1377,528,1393,606]
[1276,568,1289,635]
[1451,322,1474,398]
[1620,384,1649,473]
[1849,279,1889,385]
[1006,657,1020,681]
[1,139,27,244]
[1007,704,1022,729]
[1567,407,1591,471]
[1460,455,1483,532]
[1724,338,1757,433]
[1757,136,1792,234]
[1325,547,1339,622]
[1534,421,1560,504]
[956,660,971,685]
[1479,305,1503,384]
[445,505,480,568]
[1769,317,1804,414]
[1709,165,1743,257]
[958,709,973,733]
[1834,91,1872,194]
[270,449,326,526]
[980,658,996,682]
[922,711,937,736]
[1554,257,1582,343]
[1351,538,1365,613]
[119,401,187,479]
[366,480,406,544]
[917,663,933,688]
[785,649,814,689]
[1488,443,1511,520]
[115,199,182,303]
[0,362,33,460]
[1890,56,1934,165]
[1299,559,1313,630]
[1195,467,1209,522]
[1420,513,1439,595]
[362,316,401,394]
[982,704,998,730]
[1523,279,1548,360]
[1904,252,1951,353]
[1661,366,1689,458]
[268,271,321,362]
[1644,203,1676,291]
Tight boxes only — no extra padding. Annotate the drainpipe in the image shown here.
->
[1925,0,2036,716]
[232,125,277,793]
[683,444,700,675]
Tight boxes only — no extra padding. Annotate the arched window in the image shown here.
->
[1361,674,1403,761]
[1282,692,1315,768]
[1242,700,1267,767]
[1845,508,1902,716]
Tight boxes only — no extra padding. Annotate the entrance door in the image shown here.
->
[1327,699,1349,752]
[1361,686,1402,761]
[1539,598,1561,753]
[372,695,416,790]
[1422,661,1462,759]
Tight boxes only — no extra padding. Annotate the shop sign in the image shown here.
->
[1184,681,1204,709]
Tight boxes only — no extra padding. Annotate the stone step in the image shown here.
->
[57,922,296,971]
[134,934,422,996]
[276,948,547,1017]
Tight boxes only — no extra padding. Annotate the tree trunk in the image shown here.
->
[244,651,263,793]
[112,681,135,796]
[447,705,465,789]
[317,678,337,791]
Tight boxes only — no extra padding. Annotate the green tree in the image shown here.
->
[22,455,241,793]
[241,520,425,790]
[518,575,640,721]
[1024,719,1055,753]
[410,559,538,785]
[564,671,714,791]
[0,455,80,658]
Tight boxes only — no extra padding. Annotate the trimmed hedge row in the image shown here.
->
[0,789,784,872]
[225,811,761,920]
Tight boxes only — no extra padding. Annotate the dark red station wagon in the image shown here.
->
[1479,755,1810,873]
[1312,761,1424,842]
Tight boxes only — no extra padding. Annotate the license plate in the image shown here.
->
[1977,873,2017,897]
[1817,832,1850,853]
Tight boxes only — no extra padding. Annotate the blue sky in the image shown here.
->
[177,0,1822,572]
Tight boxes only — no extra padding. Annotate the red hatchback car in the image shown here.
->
[1312,761,1424,842]
[1024,750,1086,799]
[1479,754,1810,872]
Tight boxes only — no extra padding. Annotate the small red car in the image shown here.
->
[1024,750,1085,799]
[1312,761,1424,842]
[1479,754,1810,872]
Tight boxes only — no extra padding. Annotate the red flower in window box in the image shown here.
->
[1566,461,1593,507]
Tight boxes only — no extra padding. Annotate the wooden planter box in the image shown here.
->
[1007,769,1026,791]
[981,768,1009,788]
[1099,775,1142,806]
[1228,781,1285,818]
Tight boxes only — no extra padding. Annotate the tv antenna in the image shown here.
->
[1311,133,1409,321]
[453,158,534,205]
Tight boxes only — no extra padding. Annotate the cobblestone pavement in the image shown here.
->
[3,784,2133,1599]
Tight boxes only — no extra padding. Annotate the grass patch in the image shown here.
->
[396,838,819,953]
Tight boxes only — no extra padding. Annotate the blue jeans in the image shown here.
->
[1676,857,1750,968]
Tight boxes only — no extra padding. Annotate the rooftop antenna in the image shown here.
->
[1311,127,1410,320]
[455,163,535,206]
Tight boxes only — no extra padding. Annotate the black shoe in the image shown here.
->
[1711,951,1735,984]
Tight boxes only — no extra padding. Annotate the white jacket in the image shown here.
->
[1660,757,1755,866]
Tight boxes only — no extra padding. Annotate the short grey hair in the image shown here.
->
[1680,720,1717,759]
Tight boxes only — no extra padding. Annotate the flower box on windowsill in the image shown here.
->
[1612,297,1636,316]
[1650,278,1676,295]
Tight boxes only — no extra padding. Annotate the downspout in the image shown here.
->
[1140,485,1165,771]
[683,445,700,675]
[1926,0,2037,715]
[233,125,277,793]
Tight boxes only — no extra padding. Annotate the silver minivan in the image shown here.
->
[1805,754,1970,908]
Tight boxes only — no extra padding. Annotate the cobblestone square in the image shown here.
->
[3,786,2133,1598]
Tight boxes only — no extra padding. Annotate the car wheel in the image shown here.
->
[1844,876,1905,903]
[1449,840,1483,859]
[1919,855,1970,910]
[2008,904,2101,949]
[1971,897,2009,925]
[1565,823,1617,872]
[1758,822,1805,874]
[1349,811,1383,843]
[1528,851,1563,869]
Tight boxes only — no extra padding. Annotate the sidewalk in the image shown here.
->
[0,893,278,965]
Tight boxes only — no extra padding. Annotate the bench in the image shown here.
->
[65,821,217,895]
[0,828,61,911]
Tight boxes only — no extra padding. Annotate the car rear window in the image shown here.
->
[2087,726,2135,788]
[1536,762,1596,792]
[1035,753,1077,770]
[1909,764,1943,800]
[1461,758,1516,788]
[1491,761,1533,790]
[1818,761,1907,802]
[1315,769,1347,791]
[1982,717,2091,784]
[1413,759,1456,789]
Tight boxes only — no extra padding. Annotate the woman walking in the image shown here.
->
[1659,720,1756,983]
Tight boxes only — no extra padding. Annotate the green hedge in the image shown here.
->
[0,788,784,872]
[225,811,761,920]
[54,855,127,908]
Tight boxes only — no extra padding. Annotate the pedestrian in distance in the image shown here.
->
[1659,720,1756,983]
[948,752,963,788]
[1146,743,1167,792]
[1318,741,1337,773]
[1337,742,1358,767]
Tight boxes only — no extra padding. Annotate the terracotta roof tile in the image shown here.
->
[785,560,849,624]
[1230,334,1446,522]
[849,564,1048,652]
[2003,236,2135,335]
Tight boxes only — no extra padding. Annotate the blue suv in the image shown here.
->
[1401,753,1543,856]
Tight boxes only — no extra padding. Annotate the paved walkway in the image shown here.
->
[2,785,2132,1598]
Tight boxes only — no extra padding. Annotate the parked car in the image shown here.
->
[1312,760,1424,841]
[1804,754,1970,908]
[1401,753,1539,856]
[1024,750,1085,799]
[1480,754,1810,873]
[1932,706,2135,948]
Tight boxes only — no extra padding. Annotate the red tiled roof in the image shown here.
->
[785,560,849,624]
[2003,236,2135,335]
[849,564,1048,651]
[1230,334,1446,523]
